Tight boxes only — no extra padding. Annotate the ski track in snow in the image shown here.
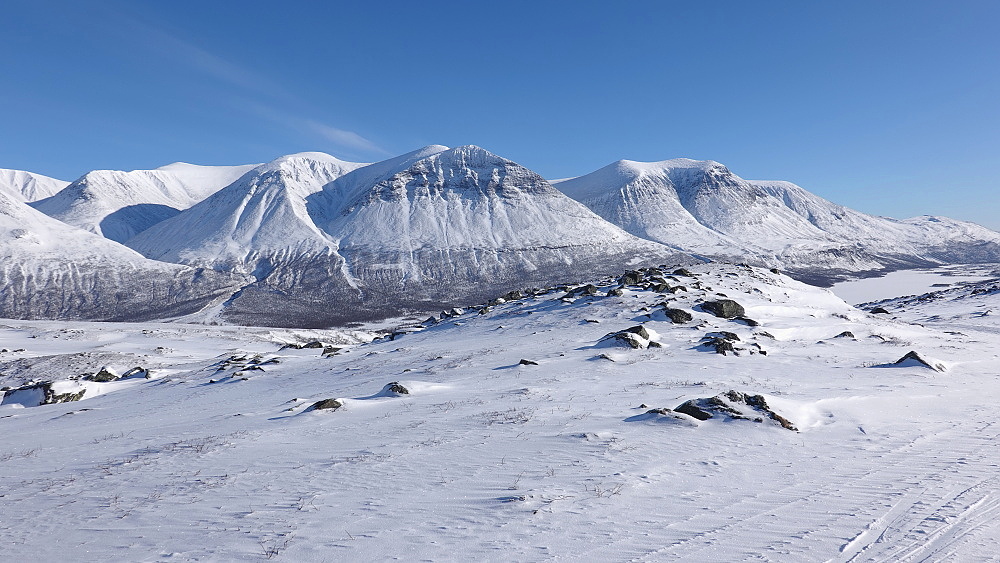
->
[3,264,1000,561]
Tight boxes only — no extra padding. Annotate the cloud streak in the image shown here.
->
[101,4,386,156]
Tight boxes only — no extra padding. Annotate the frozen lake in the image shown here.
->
[829,263,1000,304]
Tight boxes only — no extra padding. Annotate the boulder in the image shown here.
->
[607,288,624,297]
[672,268,693,276]
[674,390,797,430]
[663,308,693,323]
[518,359,539,366]
[892,351,947,372]
[834,331,855,339]
[384,382,410,395]
[702,299,746,319]
[311,398,343,411]
[88,367,119,382]
[619,271,642,285]
[870,307,890,314]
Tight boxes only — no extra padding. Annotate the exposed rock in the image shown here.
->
[518,359,539,366]
[311,398,343,411]
[892,351,947,372]
[1,381,86,407]
[672,268,693,276]
[619,271,642,285]
[384,382,410,394]
[701,337,737,355]
[834,331,855,339]
[674,390,797,430]
[702,299,746,319]
[607,287,624,297]
[87,367,119,382]
[121,366,150,379]
[663,308,693,324]
[735,316,759,327]
[870,307,890,314]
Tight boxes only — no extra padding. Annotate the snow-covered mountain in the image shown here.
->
[555,159,1000,280]
[125,152,366,274]
[0,190,247,321]
[128,146,690,326]
[0,168,68,202]
[30,162,258,243]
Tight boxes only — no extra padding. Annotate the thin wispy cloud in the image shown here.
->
[98,4,385,157]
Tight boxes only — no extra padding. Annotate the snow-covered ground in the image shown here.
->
[830,263,1000,305]
[3,263,1000,561]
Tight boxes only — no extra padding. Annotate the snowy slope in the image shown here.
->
[0,168,68,202]
[126,152,366,274]
[555,159,1000,279]
[4,263,1000,560]
[127,146,691,327]
[0,191,247,321]
[30,162,258,243]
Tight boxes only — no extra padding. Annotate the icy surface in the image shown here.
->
[4,263,1000,560]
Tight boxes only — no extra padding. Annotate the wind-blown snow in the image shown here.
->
[4,263,1000,560]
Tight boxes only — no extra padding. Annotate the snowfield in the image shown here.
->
[4,263,1000,561]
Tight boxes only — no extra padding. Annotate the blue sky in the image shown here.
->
[2,0,998,228]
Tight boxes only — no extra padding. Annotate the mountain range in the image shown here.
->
[3,146,999,326]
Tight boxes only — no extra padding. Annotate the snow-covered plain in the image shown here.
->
[4,263,1000,561]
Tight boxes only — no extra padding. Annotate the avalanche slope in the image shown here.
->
[31,161,258,243]
[0,190,247,321]
[555,158,1000,280]
[0,168,68,202]
[3,263,1000,561]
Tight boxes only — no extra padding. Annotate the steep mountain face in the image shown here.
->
[555,159,1000,280]
[127,146,690,327]
[125,152,365,274]
[0,168,68,202]
[30,162,258,243]
[0,191,247,321]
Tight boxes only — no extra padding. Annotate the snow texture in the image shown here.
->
[4,263,1000,560]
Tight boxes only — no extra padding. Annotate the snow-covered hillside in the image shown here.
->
[0,168,68,202]
[31,162,258,243]
[128,146,690,327]
[126,152,366,274]
[4,263,1000,560]
[0,190,247,321]
[555,159,1000,280]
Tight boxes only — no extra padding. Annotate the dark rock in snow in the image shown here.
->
[663,308,693,324]
[870,307,890,314]
[834,331,855,339]
[519,359,539,366]
[674,390,797,431]
[702,299,746,319]
[701,337,737,355]
[384,382,410,394]
[892,351,947,372]
[673,268,693,276]
[87,367,119,382]
[619,271,642,285]
[311,398,343,411]
[735,316,759,327]
[607,287,624,297]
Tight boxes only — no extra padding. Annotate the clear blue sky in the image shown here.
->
[2,0,998,228]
